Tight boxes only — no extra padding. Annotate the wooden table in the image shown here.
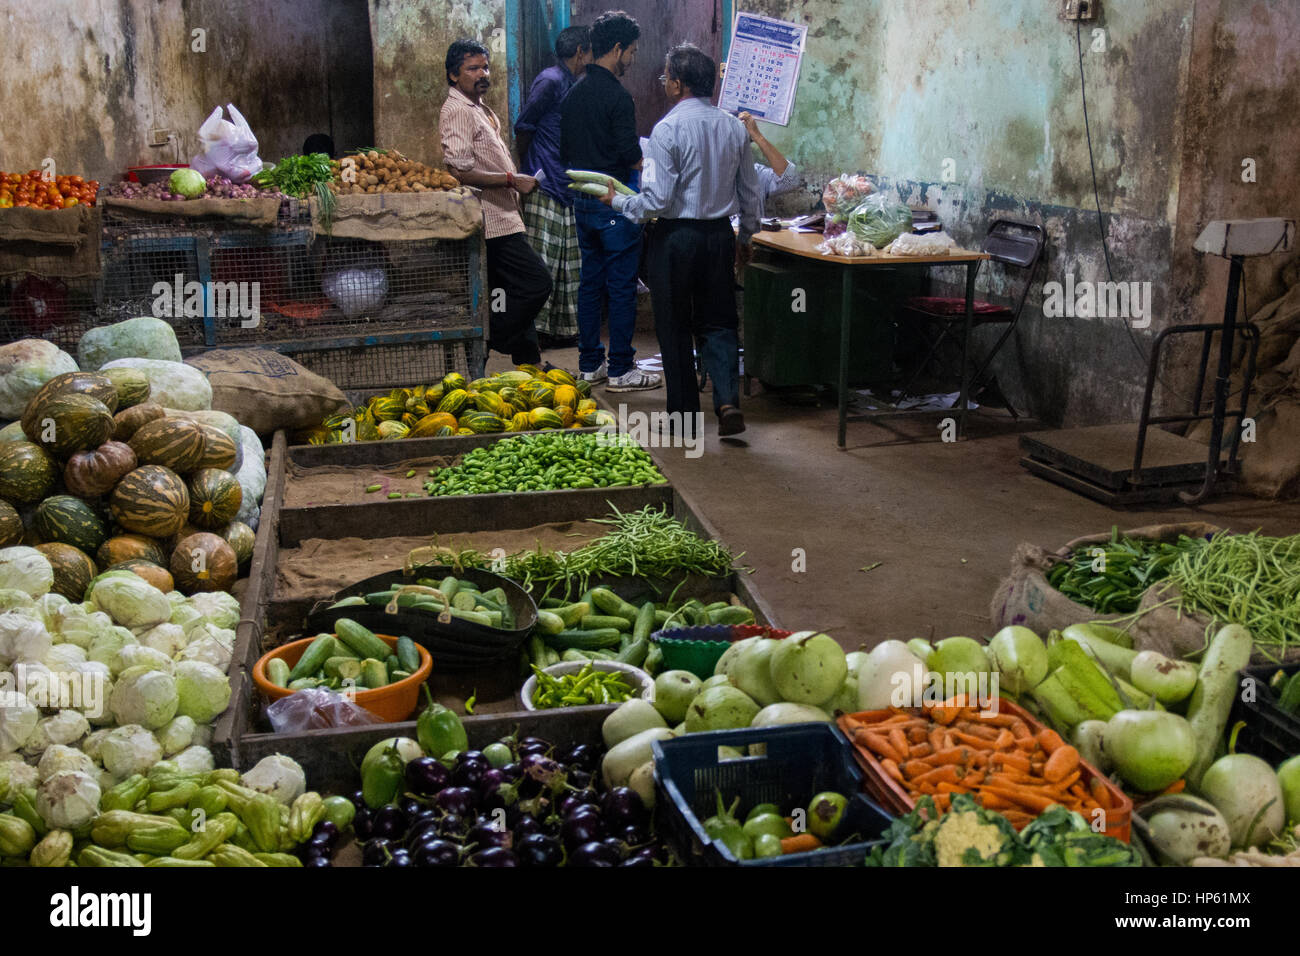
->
[750,229,990,447]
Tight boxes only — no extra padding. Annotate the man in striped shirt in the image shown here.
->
[440,38,550,366]
[599,43,759,437]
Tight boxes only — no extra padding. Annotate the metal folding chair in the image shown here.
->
[897,219,1045,418]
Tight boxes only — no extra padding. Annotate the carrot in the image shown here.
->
[1002,810,1035,828]
[930,702,961,726]
[888,727,909,757]
[1036,728,1066,754]
[1049,770,1081,793]
[880,758,905,784]
[928,747,970,767]
[955,721,1000,740]
[936,781,969,794]
[977,792,1013,810]
[992,751,1032,773]
[932,793,952,813]
[928,728,947,753]
[780,833,822,854]
[980,784,1057,813]
[1043,745,1080,783]
[901,759,932,779]
[951,731,997,750]
[993,729,1015,750]
[1014,737,1038,753]
[976,712,1019,728]
[908,742,934,759]
[860,732,904,764]
[906,726,929,745]
[916,782,937,795]
[1008,719,1033,739]
[1162,779,1186,795]
[913,765,962,787]
[1088,777,1114,809]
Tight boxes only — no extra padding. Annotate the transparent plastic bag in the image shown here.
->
[190,104,264,183]
[821,174,875,220]
[846,193,914,248]
[266,688,381,733]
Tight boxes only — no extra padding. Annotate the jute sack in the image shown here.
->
[989,523,1222,659]
[187,349,348,436]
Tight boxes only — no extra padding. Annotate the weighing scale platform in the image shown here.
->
[1019,424,1228,505]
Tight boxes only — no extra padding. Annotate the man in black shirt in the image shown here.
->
[559,10,661,392]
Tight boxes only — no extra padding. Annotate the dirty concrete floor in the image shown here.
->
[489,327,1300,652]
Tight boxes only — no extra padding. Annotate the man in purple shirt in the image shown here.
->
[515,26,591,348]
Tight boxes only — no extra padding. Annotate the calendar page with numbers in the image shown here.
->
[717,12,807,127]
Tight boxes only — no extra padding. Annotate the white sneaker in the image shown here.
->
[606,368,662,391]
[580,362,608,384]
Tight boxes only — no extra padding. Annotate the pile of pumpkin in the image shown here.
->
[0,370,255,602]
[295,365,618,445]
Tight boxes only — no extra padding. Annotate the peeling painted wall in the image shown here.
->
[369,0,510,167]
[2,0,373,180]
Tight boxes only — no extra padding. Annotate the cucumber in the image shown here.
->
[562,649,595,663]
[334,619,394,661]
[1278,669,1300,715]
[448,607,494,627]
[287,677,321,691]
[526,634,547,666]
[323,656,363,681]
[652,609,672,626]
[581,614,633,632]
[396,636,421,673]
[482,587,508,607]
[703,601,730,613]
[288,634,336,683]
[452,591,478,612]
[632,601,656,643]
[360,658,389,689]
[384,654,402,674]
[539,597,566,609]
[438,576,461,599]
[548,627,623,650]
[390,670,412,682]
[616,636,649,667]
[265,658,291,688]
[329,638,361,661]
[555,602,590,627]
[536,609,565,635]
[542,646,561,667]
[589,588,640,623]
[483,610,503,629]
[708,605,755,626]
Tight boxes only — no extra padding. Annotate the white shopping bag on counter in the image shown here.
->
[190,103,264,182]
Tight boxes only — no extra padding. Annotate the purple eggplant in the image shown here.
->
[513,815,544,840]
[307,830,334,850]
[559,743,599,772]
[398,795,425,818]
[385,848,414,868]
[568,769,593,790]
[466,823,511,850]
[436,812,469,839]
[601,836,630,861]
[361,838,393,866]
[470,847,519,867]
[616,823,648,846]
[314,820,340,842]
[352,808,375,840]
[452,759,487,789]
[371,804,407,839]
[303,853,333,868]
[499,762,523,781]
[435,786,478,816]
[515,833,564,867]
[518,736,552,752]
[561,811,604,848]
[349,788,366,808]
[625,846,659,866]
[405,820,442,850]
[414,839,461,868]
[405,757,451,795]
[568,840,620,867]
[601,787,648,828]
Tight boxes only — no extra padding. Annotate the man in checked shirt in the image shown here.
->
[598,43,759,437]
[440,38,550,366]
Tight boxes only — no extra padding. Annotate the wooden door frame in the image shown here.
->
[506,0,572,126]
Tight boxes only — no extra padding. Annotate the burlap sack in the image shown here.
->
[0,204,102,279]
[101,196,281,227]
[186,348,348,435]
[989,523,1222,658]
[310,189,483,241]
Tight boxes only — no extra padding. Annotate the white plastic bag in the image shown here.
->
[189,104,264,183]
[886,231,956,256]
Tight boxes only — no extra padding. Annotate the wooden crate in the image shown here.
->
[212,476,778,765]
[286,427,601,468]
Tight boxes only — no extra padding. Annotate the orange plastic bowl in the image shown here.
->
[253,633,432,723]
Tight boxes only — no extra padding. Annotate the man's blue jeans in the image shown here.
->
[573,194,642,378]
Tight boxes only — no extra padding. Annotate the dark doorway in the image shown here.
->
[325,0,375,154]
[520,0,562,104]
[569,0,725,137]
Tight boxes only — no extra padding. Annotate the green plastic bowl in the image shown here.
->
[654,624,795,680]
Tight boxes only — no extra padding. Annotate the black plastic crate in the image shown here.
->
[652,723,892,867]
[1230,661,1300,764]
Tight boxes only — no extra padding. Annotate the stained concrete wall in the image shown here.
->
[2,0,373,181]
[369,0,510,167]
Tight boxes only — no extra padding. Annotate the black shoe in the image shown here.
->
[718,406,746,436]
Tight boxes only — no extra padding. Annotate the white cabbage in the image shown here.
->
[173,660,230,724]
[240,753,305,805]
[100,725,162,779]
[173,744,214,775]
[37,710,90,748]
[0,547,53,597]
[188,592,241,630]
[175,635,232,671]
[36,769,101,829]
[37,743,97,782]
[119,643,174,674]
[44,643,87,668]
[88,573,172,628]
[139,622,188,657]
[53,605,117,650]
[87,626,139,676]
[109,665,179,729]
[0,611,52,665]
[156,715,196,756]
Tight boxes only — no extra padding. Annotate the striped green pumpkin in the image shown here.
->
[223,521,256,565]
[194,424,239,471]
[0,501,24,548]
[35,542,98,601]
[188,468,243,530]
[33,495,109,554]
[0,441,58,503]
[100,368,151,410]
[109,465,190,538]
[23,393,116,459]
[128,418,206,474]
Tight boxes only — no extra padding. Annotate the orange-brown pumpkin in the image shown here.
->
[170,532,238,593]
